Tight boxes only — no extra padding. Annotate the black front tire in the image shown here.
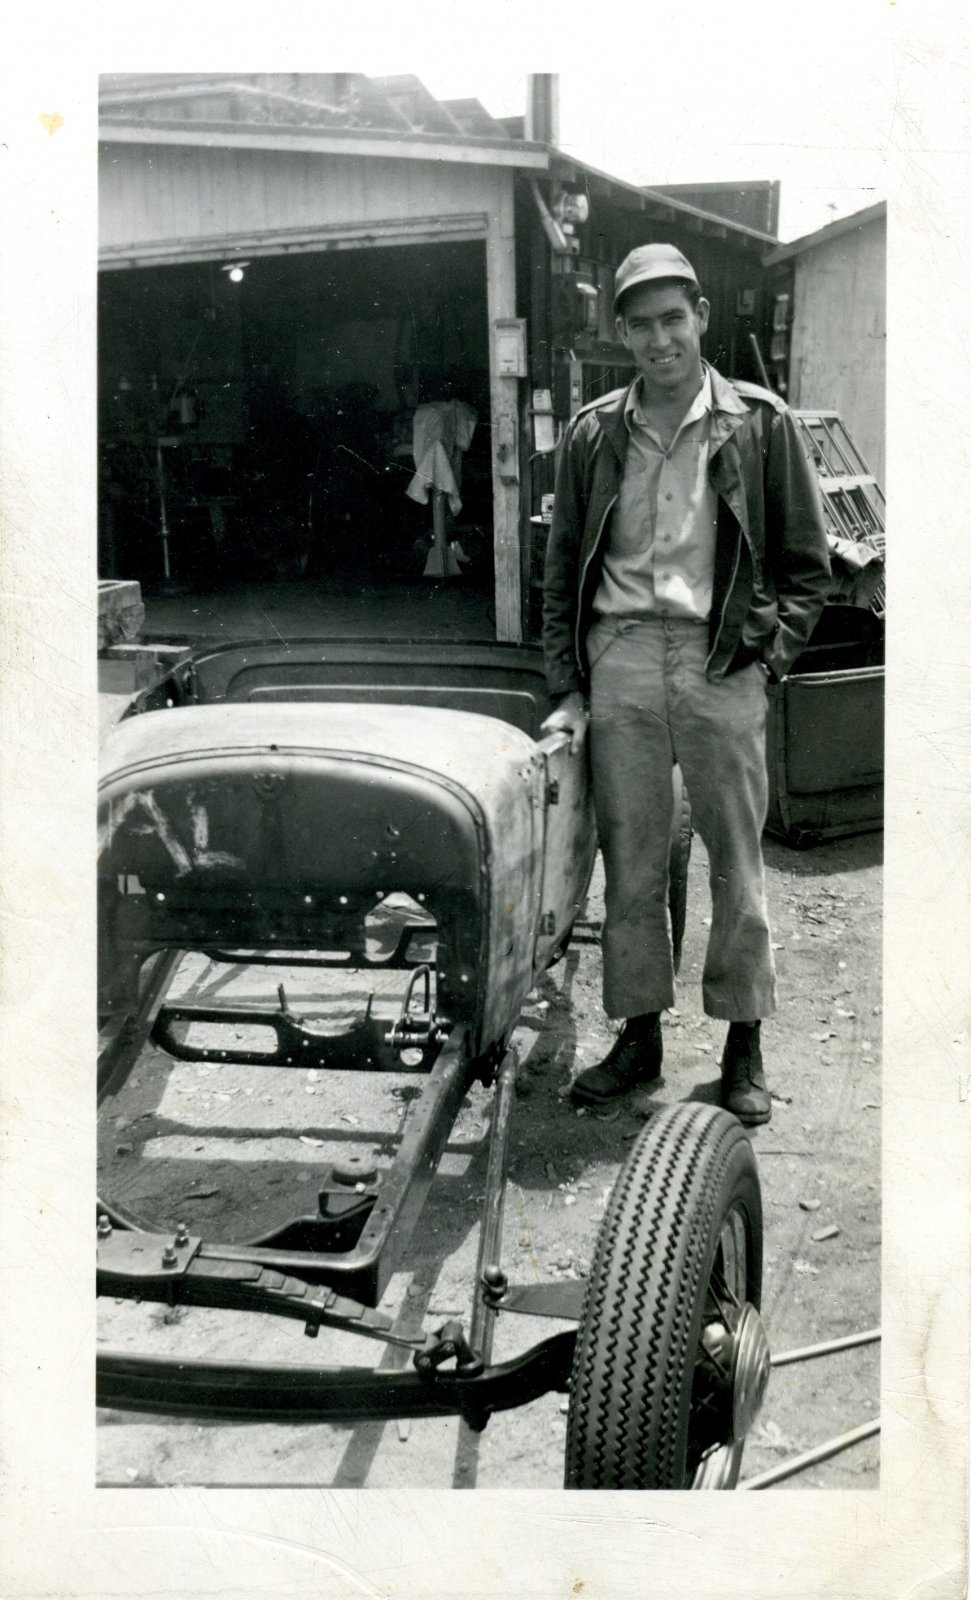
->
[565,1102,763,1489]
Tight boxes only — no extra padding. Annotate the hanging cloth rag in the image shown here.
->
[405,400,477,516]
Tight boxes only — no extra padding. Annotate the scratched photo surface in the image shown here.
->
[3,6,969,1599]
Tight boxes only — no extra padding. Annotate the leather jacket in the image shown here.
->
[542,364,831,696]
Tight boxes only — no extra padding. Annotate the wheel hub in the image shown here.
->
[696,1301,771,1448]
[727,1303,771,1442]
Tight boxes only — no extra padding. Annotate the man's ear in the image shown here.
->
[697,297,711,334]
[615,313,631,349]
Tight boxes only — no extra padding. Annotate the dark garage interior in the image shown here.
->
[98,240,494,595]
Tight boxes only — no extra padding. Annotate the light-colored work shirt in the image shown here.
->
[593,371,717,622]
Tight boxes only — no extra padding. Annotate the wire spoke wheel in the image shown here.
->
[564,1103,767,1490]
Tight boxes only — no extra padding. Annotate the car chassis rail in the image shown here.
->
[96,1333,578,1432]
[97,918,878,1480]
[98,1035,578,1434]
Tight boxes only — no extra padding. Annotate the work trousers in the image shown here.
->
[587,615,777,1021]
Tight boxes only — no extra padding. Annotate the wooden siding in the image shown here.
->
[786,216,886,487]
[99,144,507,258]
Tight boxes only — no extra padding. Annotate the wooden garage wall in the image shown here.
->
[99,144,505,259]
[786,214,887,486]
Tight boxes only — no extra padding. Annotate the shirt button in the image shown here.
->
[664,492,673,502]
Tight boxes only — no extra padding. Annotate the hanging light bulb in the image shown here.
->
[220,260,251,284]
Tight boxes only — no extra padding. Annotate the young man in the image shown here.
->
[541,243,831,1126]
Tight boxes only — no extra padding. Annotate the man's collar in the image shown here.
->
[594,363,750,464]
[624,367,713,434]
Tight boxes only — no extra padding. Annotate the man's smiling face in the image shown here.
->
[616,280,710,406]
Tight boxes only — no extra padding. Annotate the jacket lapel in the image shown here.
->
[594,386,633,465]
[707,366,751,537]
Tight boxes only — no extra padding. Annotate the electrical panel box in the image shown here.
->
[493,319,527,378]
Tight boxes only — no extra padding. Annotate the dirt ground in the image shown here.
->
[97,818,882,1492]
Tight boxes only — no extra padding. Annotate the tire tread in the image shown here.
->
[565,1103,762,1488]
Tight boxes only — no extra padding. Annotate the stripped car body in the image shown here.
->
[97,638,772,1488]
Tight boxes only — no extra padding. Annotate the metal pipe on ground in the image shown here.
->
[770,1328,881,1367]
[740,1419,880,1489]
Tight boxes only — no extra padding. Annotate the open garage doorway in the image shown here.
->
[98,239,496,638]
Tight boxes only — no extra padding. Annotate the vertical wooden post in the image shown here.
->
[485,174,523,642]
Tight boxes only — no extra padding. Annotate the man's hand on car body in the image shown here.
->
[540,690,589,755]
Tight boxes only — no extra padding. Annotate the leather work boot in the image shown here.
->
[720,1021,771,1126]
[570,1014,663,1106]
